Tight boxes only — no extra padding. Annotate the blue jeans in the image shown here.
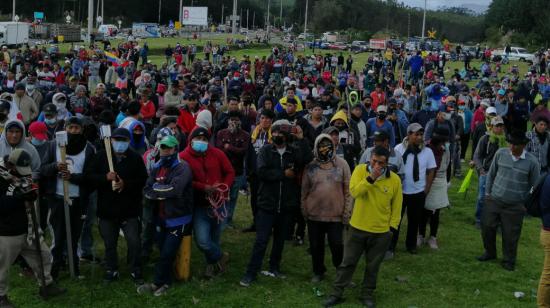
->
[79,191,97,257]
[154,224,184,286]
[224,175,246,227]
[193,206,222,264]
[476,174,487,223]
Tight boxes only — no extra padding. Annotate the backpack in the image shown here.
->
[525,173,548,217]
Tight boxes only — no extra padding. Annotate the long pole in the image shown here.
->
[179,0,183,23]
[246,9,249,29]
[252,11,255,30]
[267,0,270,33]
[101,0,104,24]
[279,0,282,28]
[421,0,427,40]
[304,0,308,37]
[158,0,162,24]
[221,4,224,25]
[95,0,99,27]
[12,0,15,20]
[231,0,237,35]
[87,0,93,42]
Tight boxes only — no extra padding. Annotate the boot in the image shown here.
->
[39,283,67,300]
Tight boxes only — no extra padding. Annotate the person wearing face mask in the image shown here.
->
[39,117,95,279]
[25,81,44,111]
[13,83,39,126]
[423,104,456,153]
[526,116,550,173]
[27,121,51,231]
[301,134,352,283]
[0,119,41,180]
[216,112,250,229]
[139,135,194,296]
[86,128,147,283]
[179,127,235,279]
[240,120,310,287]
[227,71,243,98]
[419,127,451,250]
[37,104,66,139]
[276,98,316,147]
[457,100,473,161]
[472,106,498,159]
[365,105,396,148]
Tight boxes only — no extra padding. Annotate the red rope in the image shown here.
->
[207,183,229,224]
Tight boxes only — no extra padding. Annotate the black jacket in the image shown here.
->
[256,139,311,213]
[0,176,27,236]
[86,148,148,220]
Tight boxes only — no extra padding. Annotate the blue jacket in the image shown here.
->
[365,118,396,147]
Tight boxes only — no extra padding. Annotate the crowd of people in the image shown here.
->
[0,38,549,308]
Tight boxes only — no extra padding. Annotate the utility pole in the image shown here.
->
[267,0,270,32]
[179,0,183,23]
[12,0,15,21]
[252,11,255,30]
[95,0,99,27]
[279,0,283,29]
[87,0,93,42]
[246,9,249,29]
[407,12,410,38]
[158,0,162,24]
[221,4,224,25]
[231,0,238,35]
[304,0,308,37]
[421,0,427,40]
[101,0,104,24]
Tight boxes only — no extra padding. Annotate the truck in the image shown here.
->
[0,22,30,47]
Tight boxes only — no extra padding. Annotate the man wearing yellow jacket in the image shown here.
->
[324,146,403,308]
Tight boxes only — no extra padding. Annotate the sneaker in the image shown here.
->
[261,270,286,279]
[416,235,425,247]
[204,264,216,279]
[239,274,255,287]
[311,274,324,283]
[0,295,14,308]
[103,270,119,282]
[216,252,230,274]
[131,272,144,285]
[79,255,101,264]
[384,250,394,260]
[427,236,439,249]
[294,236,304,246]
[360,295,376,308]
[137,283,159,295]
[38,283,67,300]
[323,295,345,307]
[153,284,169,297]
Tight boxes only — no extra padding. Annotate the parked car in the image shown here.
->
[329,42,348,50]
[297,33,314,40]
[493,47,534,62]
[351,40,368,53]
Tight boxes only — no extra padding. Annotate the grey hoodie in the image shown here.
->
[0,119,41,179]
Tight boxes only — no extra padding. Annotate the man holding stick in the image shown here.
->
[0,149,66,307]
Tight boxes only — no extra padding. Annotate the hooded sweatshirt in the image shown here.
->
[0,119,41,179]
[301,134,352,223]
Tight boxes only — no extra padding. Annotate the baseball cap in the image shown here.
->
[7,148,32,176]
[112,127,131,140]
[159,135,179,148]
[486,107,497,115]
[407,123,424,134]
[373,130,389,141]
[497,89,506,96]
[491,116,504,126]
[28,122,48,141]
[376,105,388,113]
[480,99,491,108]
[43,103,57,115]
[444,96,456,103]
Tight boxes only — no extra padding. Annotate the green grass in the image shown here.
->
[7,38,543,307]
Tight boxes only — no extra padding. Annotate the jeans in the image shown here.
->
[224,175,246,227]
[98,218,142,274]
[307,221,343,276]
[538,229,550,308]
[79,191,97,257]
[245,209,290,276]
[476,174,487,224]
[331,227,392,299]
[49,196,84,275]
[193,206,222,264]
[154,224,185,286]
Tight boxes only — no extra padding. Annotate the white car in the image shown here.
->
[493,47,534,62]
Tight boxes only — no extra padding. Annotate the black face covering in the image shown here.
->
[66,133,87,155]
[317,139,334,163]
[335,125,346,132]
[378,113,387,120]
[0,113,7,121]
[272,135,285,146]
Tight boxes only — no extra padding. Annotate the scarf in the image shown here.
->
[536,131,548,145]
[251,125,271,143]
[489,133,508,148]
[402,145,421,182]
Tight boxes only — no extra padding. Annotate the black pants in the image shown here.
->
[460,133,470,160]
[49,196,84,276]
[248,173,259,225]
[307,221,343,276]
[331,227,392,299]
[419,209,440,238]
[98,217,142,274]
[389,192,425,252]
[245,209,290,277]
[287,205,305,240]
[481,197,525,266]
[38,196,49,232]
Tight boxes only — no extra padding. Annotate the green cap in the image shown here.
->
[159,135,179,148]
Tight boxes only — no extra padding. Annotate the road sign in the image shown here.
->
[169,20,174,29]
[175,21,181,30]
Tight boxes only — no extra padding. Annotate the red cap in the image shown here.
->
[29,121,48,141]
[234,71,240,78]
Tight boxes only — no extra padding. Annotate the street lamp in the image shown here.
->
[66,15,72,24]
[118,20,122,29]
[14,15,19,47]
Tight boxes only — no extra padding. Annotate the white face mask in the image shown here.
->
[443,113,452,120]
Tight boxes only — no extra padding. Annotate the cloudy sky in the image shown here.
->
[400,0,492,11]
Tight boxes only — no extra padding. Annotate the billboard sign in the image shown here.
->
[182,7,208,26]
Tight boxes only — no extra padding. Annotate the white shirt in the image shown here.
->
[510,149,526,162]
[396,144,437,194]
[56,146,87,198]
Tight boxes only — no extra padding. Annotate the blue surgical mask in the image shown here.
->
[45,118,57,125]
[31,137,46,146]
[112,141,130,153]
[191,140,208,153]
[458,105,466,111]
[233,77,239,81]
[444,142,450,151]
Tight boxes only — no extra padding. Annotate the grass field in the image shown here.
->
[6,37,543,307]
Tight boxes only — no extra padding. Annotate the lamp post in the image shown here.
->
[421,0,427,40]
[14,15,19,46]
[66,15,72,24]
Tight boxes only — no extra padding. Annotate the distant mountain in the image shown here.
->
[460,3,489,14]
